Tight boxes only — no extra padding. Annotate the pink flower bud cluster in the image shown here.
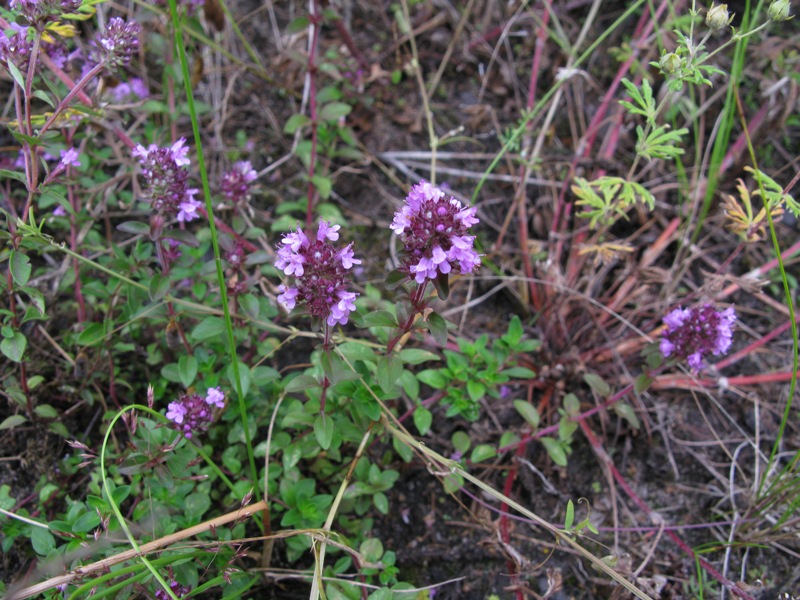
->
[221,161,258,205]
[391,181,481,284]
[95,17,141,72]
[0,26,33,68]
[132,138,202,223]
[275,222,360,327]
[660,304,736,370]
[165,387,225,439]
[111,78,149,102]
[154,581,191,600]
[10,0,82,30]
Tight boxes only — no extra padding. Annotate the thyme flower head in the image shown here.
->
[95,17,141,72]
[10,0,82,30]
[660,304,736,370]
[221,161,258,205]
[165,387,225,439]
[132,138,201,223]
[154,581,191,599]
[391,181,481,284]
[0,26,34,68]
[275,221,360,327]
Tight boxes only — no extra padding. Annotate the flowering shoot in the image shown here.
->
[275,221,360,329]
[660,304,736,370]
[391,181,480,293]
[165,387,225,439]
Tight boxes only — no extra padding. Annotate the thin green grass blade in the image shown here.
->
[167,0,260,501]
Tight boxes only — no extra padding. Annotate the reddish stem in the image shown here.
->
[319,0,369,72]
[578,419,755,600]
[652,369,800,391]
[305,2,323,229]
[386,282,428,353]
[550,0,670,264]
[65,133,87,324]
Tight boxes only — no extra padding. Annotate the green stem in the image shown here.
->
[166,0,261,503]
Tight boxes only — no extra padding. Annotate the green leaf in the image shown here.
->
[466,380,486,402]
[161,363,181,383]
[613,402,641,430]
[185,492,211,521]
[564,499,575,529]
[226,361,251,398]
[442,472,463,494]
[413,406,432,435]
[0,169,27,183]
[634,373,652,394]
[319,102,352,122]
[34,404,58,419]
[359,538,384,562]
[398,348,439,365]
[619,78,656,123]
[573,176,656,228]
[311,175,332,199]
[10,251,31,287]
[191,317,226,341]
[377,355,403,394]
[503,315,524,346]
[32,89,54,108]
[286,16,310,33]
[148,274,170,302]
[284,113,311,134]
[416,369,449,389]
[451,431,471,454]
[178,355,198,388]
[541,437,568,467]
[470,444,496,463]
[501,366,537,378]
[314,414,334,450]
[373,492,389,515]
[385,269,407,289]
[392,435,413,462]
[30,527,56,555]
[637,125,688,161]
[6,59,25,89]
[583,373,610,397]
[562,393,581,415]
[425,312,448,347]
[363,311,398,328]
[72,511,101,533]
[21,286,45,315]
[285,374,319,392]
[1,332,27,362]
[116,221,150,235]
[513,400,540,429]
[77,323,106,347]
[0,415,27,430]
[239,294,260,320]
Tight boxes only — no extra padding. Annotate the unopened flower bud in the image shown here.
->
[767,0,792,21]
[95,17,141,72]
[659,52,682,75]
[706,3,733,30]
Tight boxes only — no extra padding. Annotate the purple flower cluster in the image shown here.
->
[391,181,481,284]
[0,26,33,68]
[276,221,360,327]
[10,0,82,30]
[660,304,736,370]
[221,161,258,205]
[165,387,225,439]
[95,17,141,72]
[133,138,202,223]
[111,78,149,102]
[154,581,191,600]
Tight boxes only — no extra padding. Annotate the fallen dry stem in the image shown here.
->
[7,500,269,600]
